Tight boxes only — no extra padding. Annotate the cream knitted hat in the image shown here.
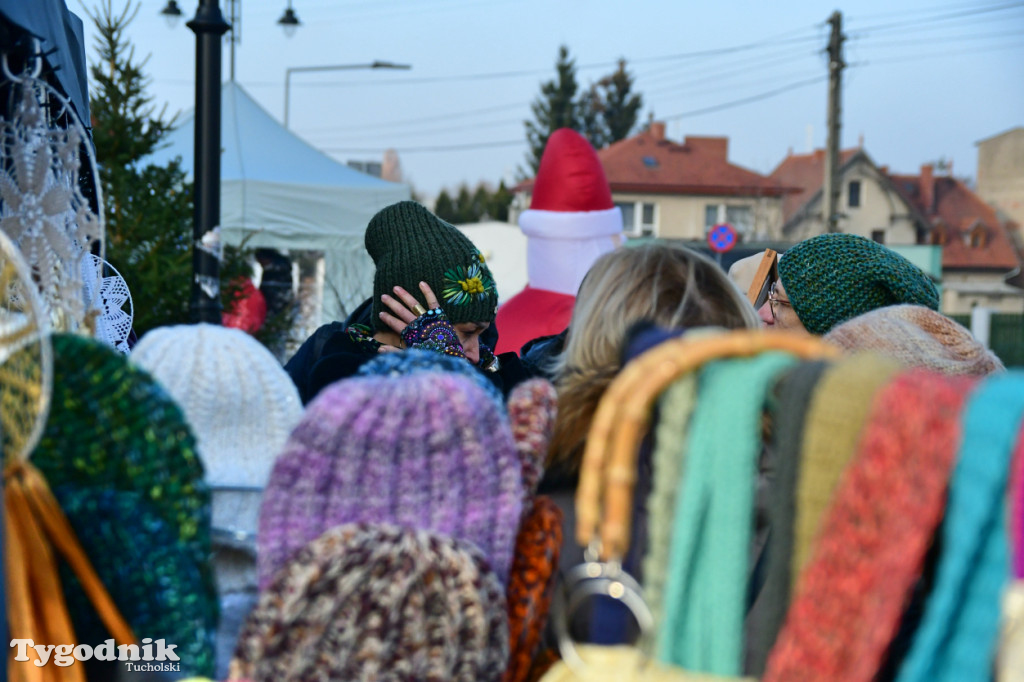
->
[132,323,303,542]
[824,304,1004,376]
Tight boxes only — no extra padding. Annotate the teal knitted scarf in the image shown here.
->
[657,352,797,675]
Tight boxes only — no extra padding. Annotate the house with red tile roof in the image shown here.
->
[513,122,793,241]
[769,144,1023,314]
[889,165,1023,314]
[769,147,930,245]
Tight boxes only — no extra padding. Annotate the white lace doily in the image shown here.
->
[0,55,105,335]
[81,254,133,354]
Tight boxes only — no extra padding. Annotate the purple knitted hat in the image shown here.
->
[258,371,523,589]
[233,523,509,682]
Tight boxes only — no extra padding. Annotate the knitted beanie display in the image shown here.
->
[30,334,216,677]
[763,371,974,682]
[824,304,1004,376]
[778,233,939,335]
[357,347,503,406]
[132,323,303,541]
[233,523,509,682]
[365,200,498,331]
[56,486,217,678]
[258,371,523,589]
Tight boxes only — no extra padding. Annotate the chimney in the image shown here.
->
[649,121,666,140]
[920,164,934,215]
[684,136,728,159]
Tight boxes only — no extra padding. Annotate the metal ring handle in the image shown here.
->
[553,561,654,677]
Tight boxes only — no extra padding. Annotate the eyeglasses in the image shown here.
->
[767,281,792,322]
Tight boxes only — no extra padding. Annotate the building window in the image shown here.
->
[848,180,861,208]
[616,201,656,237]
[970,226,988,248]
[871,229,885,244]
[705,203,753,238]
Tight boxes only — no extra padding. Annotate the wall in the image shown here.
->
[611,192,783,242]
[940,271,1024,315]
[785,161,919,244]
[977,128,1024,227]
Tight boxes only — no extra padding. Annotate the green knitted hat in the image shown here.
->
[365,201,498,331]
[778,233,939,335]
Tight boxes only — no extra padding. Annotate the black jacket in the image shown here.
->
[284,298,534,404]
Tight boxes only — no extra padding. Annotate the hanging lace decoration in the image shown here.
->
[0,49,105,335]
[0,227,53,464]
[81,254,133,354]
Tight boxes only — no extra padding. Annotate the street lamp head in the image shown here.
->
[160,0,184,29]
[277,4,301,38]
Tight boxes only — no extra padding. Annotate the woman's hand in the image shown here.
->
[379,281,441,334]
[379,282,467,359]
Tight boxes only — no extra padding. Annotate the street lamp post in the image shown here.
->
[186,0,230,324]
[283,61,411,129]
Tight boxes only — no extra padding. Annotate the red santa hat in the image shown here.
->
[519,129,623,240]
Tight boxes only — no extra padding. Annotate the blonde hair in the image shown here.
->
[549,243,759,468]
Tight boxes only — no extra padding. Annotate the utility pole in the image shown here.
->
[823,10,844,233]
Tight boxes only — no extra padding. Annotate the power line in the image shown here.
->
[310,116,524,142]
[853,40,1022,65]
[849,1,1024,35]
[640,46,821,95]
[662,75,827,122]
[855,28,1023,49]
[845,0,1017,21]
[323,139,526,154]
[300,101,525,133]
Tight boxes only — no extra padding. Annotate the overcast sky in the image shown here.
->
[78,0,1024,198]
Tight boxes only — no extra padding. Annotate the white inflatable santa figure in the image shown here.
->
[494,129,623,355]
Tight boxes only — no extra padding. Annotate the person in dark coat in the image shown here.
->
[285,201,531,403]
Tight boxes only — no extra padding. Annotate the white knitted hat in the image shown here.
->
[131,323,302,548]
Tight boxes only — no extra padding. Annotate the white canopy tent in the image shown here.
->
[145,81,410,326]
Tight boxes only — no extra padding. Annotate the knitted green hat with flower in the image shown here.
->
[365,201,498,331]
[778,233,940,335]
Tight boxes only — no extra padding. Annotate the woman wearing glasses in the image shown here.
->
[756,234,938,335]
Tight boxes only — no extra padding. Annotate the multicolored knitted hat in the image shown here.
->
[365,200,498,331]
[503,496,563,682]
[30,334,216,677]
[824,304,1004,376]
[56,486,216,678]
[778,234,939,335]
[258,370,523,589]
[506,378,559,508]
[233,523,509,682]
[131,323,303,541]
[357,347,503,406]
